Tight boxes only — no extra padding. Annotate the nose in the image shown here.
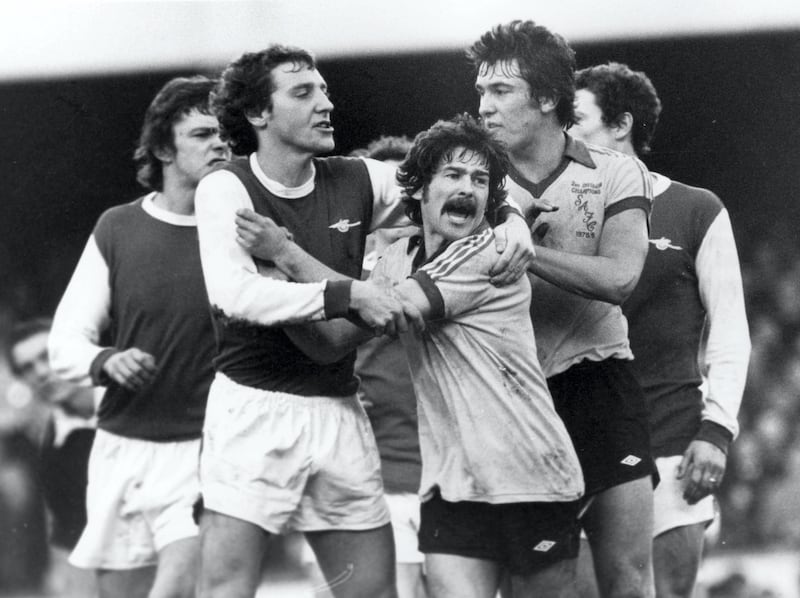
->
[317,91,334,113]
[478,94,494,119]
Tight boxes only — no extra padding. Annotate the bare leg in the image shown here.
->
[425,553,499,598]
[306,524,398,598]
[397,563,428,598]
[149,536,199,598]
[510,556,578,598]
[197,510,269,598]
[583,477,655,598]
[576,537,602,598]
[653,523,705,598]
[97,567,155,598]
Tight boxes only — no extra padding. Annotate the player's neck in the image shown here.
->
[256,141,315,188]
[154,178,196,215]
[509,127,566,184]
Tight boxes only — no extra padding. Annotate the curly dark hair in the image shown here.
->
[212,45,316,156]
[397,114,509,226]
[350,135,413,162]
[133,76,217,191]
[467,20,577,127]
[576,62,662,155]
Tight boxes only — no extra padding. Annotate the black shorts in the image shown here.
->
[547,358,658,497]
[418,490,581,575]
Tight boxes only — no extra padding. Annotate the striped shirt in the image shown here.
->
[373,227,584,504]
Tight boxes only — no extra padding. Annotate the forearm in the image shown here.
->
[197,172,346,324]
[528,208,648,304]
[49,236,113,385]
[284,320,373,364]
[698,209,750,439]
[273,242,350,283]
[527,245,643,304]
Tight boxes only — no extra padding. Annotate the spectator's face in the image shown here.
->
[262,62,335,155]
[165,109,229,187]
[10,331,71,403]
[571,89,617,149]
[419,147,490,247]
[476,59,542,152]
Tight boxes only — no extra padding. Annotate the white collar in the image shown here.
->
[249,153,316,199]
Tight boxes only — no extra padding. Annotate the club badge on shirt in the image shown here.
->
[329,219,361,233]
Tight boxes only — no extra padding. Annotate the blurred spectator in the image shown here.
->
[6,318,97,597]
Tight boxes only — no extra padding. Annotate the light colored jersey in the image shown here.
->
[373,228,583,504]
[505,134,652,378]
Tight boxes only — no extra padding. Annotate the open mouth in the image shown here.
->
[442,198,477,222]
[314,121,334,132]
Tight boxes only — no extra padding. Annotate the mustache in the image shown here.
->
[441,196,478,216]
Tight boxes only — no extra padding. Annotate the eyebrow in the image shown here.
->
[442,165,490,177]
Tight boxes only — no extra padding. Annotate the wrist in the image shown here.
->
[696,420,733,454]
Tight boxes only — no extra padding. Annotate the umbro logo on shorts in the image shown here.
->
[328,218,361,232]
[532,540,556,552]
[621,455,642,466]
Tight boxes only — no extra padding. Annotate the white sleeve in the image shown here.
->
[48,235,112,386]
[697,209,751,439]
[195,169,330,325]
[362,158,412,232]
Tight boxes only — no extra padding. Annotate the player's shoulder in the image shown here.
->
[662,178,724,210]
[96,196,146,228]
[422,227,495,280]
[314,155,370,176]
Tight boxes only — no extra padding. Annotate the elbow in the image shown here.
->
[605,272,641,305]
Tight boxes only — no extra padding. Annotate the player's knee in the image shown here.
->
[598,556,654,598]
[654,567,697,598]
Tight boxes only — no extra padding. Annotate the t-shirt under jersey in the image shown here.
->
[505,134,653,378]
[623,175,749,457]
[48,194,215,441]
[373,227,584,504]
[194,154,408,397]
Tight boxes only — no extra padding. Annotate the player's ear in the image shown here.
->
[612,112,634,142]
[153,145,174,164]
[246,106,270,128]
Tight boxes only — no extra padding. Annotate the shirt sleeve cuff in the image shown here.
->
[696,420,734,454]
[324,280,353,319]
[89,348,120,386]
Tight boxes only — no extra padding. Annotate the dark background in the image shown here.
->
[2,30,799,317]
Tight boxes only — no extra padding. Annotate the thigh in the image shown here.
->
[305,524,398,598]
[197,510,269,598]
[97,567,155,598]
[583,477,654,597]
[150,536,199,598]
[653,523,705,598]
[425,553,499,598]
[510,557,577,598]
[397,563,427,598]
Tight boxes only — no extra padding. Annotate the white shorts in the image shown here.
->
[385,492,424,564]
[200,373,389,534]
[301,492,423,565]
[69,430,201,570]
[652,455,716,537]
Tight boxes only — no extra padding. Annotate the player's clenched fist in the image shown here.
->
[102,348,157,391]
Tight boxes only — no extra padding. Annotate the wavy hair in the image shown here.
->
[397,114,509,225]
[212,45,316,156]
[133,76,217,191]
[467,20,577,127]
